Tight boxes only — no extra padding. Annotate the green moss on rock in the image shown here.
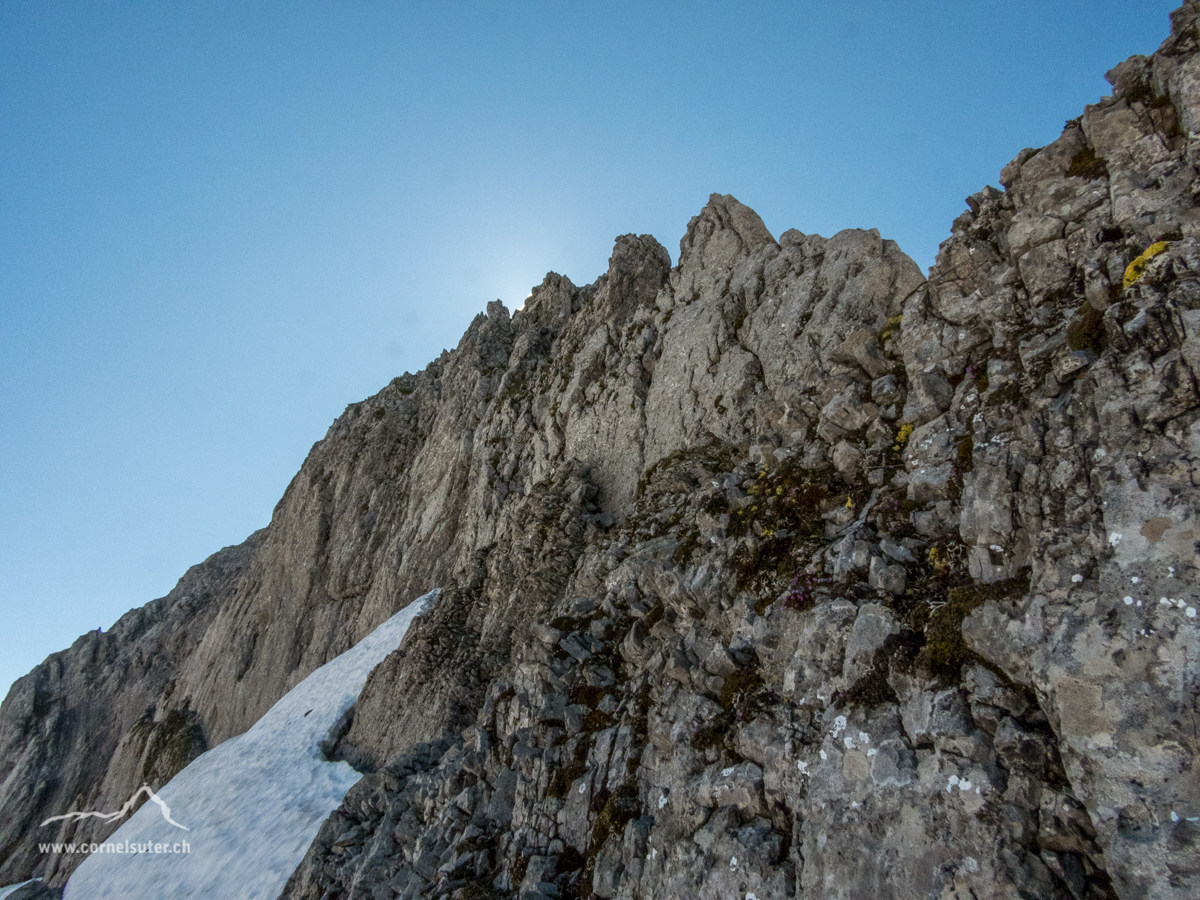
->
[1065,146,1108,180]
[1066,302,1106,352]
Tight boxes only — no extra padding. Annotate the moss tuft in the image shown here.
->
[915,574,1029,682]
[569,683,608,709]
[719,664,765,713]
[585,786,641,887]
[880,314,903,341]
[548,740,590,799]
[1065,146,1108,180]
[581,708,616,732]
[1066,302,1106,352]
[986,379,1021,407]
[956,434,974,473]
[671,526,700,565]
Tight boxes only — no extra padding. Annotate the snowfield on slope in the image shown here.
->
[62,589,440,900]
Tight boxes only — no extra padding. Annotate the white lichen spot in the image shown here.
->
[722,767,735,777]
[1108,533,1123,547]
[1161,597,1171,606]
[1187,608,1197,619]
[658,795,668,810]
[960,779,973,791]
[858,732,870,745]
[579,783,587,794]
[844,736,857,750]
[1072,574,1084,583]
[1137,601,1143,607]
[1124,596,1134,605]
[867,748,878,757]
[819,749,828,761]
[850,800,859,808]
[1132,576,1141,584]
[1172,810,1181,823]
[797,761,809,776]
[1169,567,1176,578]
[831,715,847,736]
[990,544,1004,552]
[730,856,738,871]
[746,895,759,900]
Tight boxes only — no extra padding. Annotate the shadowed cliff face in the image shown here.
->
[0,535,258,887]
[4,3,1200,897]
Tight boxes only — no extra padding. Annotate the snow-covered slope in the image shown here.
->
[62,589,440,900]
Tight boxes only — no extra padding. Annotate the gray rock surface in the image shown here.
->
[0,535,258,887]
[3,4,1200,898]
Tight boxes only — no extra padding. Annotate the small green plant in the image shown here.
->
[892,422,914,452]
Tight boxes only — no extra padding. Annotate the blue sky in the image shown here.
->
[0,0,1181,698]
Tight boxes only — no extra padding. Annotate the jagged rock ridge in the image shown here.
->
[2,3,1200,898]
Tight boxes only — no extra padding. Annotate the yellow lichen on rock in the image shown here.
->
[1122,241,1170,288]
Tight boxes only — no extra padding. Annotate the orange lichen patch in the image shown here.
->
[1141,517,1174,542]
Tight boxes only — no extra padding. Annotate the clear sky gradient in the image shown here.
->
[0,1,1182,698]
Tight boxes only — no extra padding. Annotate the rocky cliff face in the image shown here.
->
[4,3,1200,898]
[0,534,259,886]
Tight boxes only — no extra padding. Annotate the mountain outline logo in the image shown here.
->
[39,785,189,831]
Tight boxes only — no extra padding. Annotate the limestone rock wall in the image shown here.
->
[282,5,1200,900]
[2,4,1199,898]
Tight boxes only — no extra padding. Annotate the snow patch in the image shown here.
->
[63,590,440,900]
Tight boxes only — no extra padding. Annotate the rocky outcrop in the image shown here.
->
[3,3,1200,898]
[0,534,258,886]
[280,6,1200,900]
[0,199,921,891]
